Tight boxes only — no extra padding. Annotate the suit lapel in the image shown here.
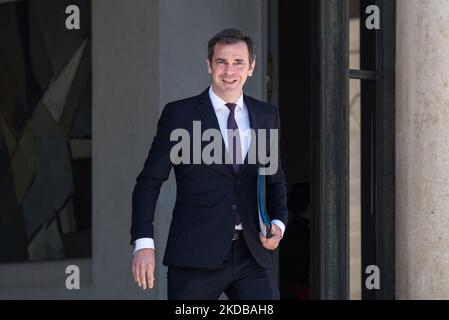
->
[195,89,262,178]
[196,88,235,177]
[239,94,260,176]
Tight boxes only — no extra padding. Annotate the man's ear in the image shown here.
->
[207,59,212,74]
[248,59,256,77]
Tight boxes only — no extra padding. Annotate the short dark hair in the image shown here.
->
[207,29,255,64]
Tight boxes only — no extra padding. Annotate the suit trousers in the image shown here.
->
[167,236,280,300]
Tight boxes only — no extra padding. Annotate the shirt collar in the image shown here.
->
[208,86,244,112]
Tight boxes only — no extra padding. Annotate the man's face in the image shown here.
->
[207,41,255,99]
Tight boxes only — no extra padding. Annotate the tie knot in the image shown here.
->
[225,103,237,113]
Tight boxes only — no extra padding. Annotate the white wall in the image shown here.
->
[91,0,160,299]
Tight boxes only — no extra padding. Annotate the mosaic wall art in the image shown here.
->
[0,0,91,262]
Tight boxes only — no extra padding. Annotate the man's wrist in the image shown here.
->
[133,238,155,255]
[271,220,286,237]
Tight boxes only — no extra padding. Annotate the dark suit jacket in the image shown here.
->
[131,88,288,269]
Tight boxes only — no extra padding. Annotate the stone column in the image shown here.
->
[396,0,449,299]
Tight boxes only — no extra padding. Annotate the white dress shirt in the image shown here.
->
[133,87,285,253]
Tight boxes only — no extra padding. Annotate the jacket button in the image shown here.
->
[232,204,237,210]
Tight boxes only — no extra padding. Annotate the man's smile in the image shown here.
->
[223,79,238,84]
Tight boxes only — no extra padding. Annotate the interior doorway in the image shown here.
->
[268,0,313,300]
[270,0,396,300]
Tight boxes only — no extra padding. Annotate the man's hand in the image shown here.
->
[132,248,155,289]
[259,223,282,250]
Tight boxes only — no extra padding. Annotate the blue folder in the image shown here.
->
[257,167,272,238]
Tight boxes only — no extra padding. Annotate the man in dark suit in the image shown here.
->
[131,29,288,299]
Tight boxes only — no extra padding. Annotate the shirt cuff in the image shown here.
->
[271,220,286,237]
[133,238,154,255]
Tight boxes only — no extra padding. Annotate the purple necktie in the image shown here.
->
[225,103,243,174]
[225,103,242,226]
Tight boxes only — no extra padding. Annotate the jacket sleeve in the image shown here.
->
[266,105,289,227]
[130,103,178,243]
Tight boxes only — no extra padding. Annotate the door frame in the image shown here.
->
[268,0,395,299]
[359,0,396,300]
[310,0,350,299]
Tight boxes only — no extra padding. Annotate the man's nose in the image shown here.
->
[224,63,236,75]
